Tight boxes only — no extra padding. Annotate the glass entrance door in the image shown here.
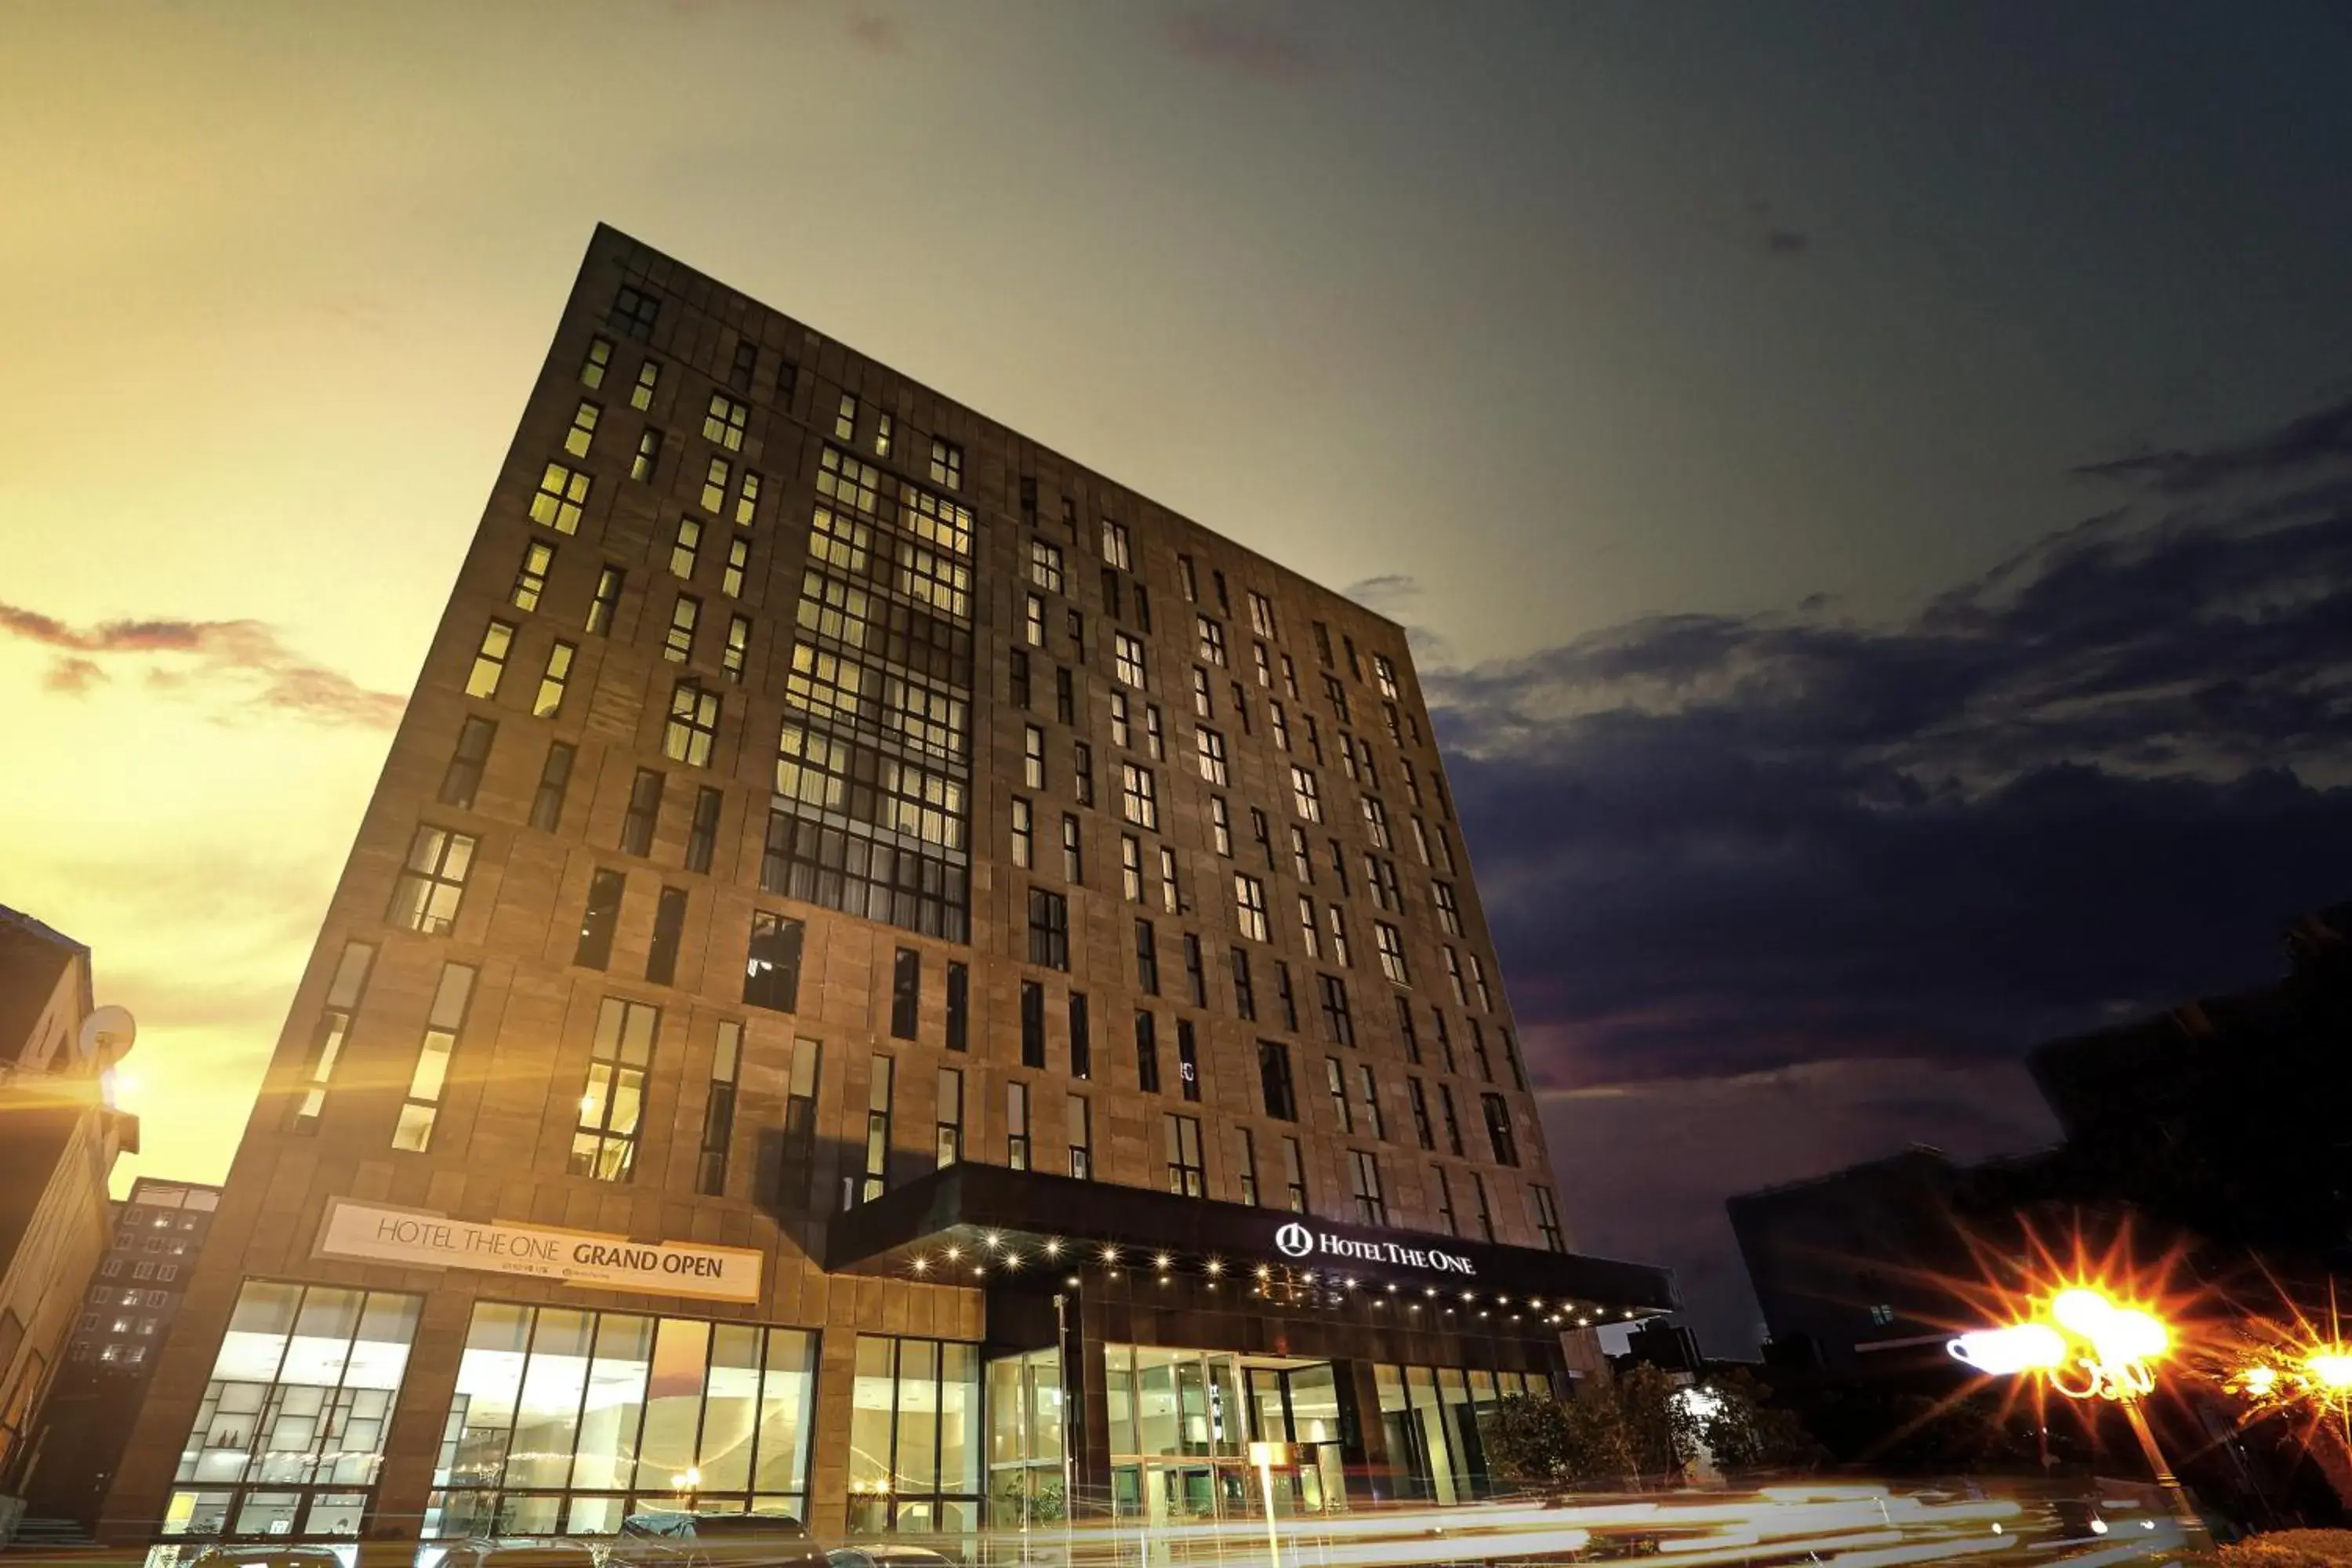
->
[1103,1346,1346,1522]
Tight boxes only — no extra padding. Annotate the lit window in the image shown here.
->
[662,682,720,767]
[722,614,751,683]
[1062,813,1083,884]
[1433,881,1464,936]
[735,470,762,527]
[1024,724,1046,789]
[1122,836,1144,902]
[388,826,475,935]
[510,541,554,612]
[580,336,612,389]
[1362,797,1393,850]
[1145,703,1164,760]
[1327,905,1352,968]
[834,393,858,442]
[570,996,658,1179]
[631,429,662,481]
[1028,887,1069,970]
[437,716,495,810]
[587,567,624,635]
[702,456,730,513]
[464,621,514,699]
[929,437,963,491]
[1196,615,1227,667]
[1376,922,1410,985]
[1166,1113,1206,1197]
[1101,519,1132,571]
[1011,797,1033,868]
[1025,593,1046,648]
[703,393,749,451]
[1178,554,1199,602]
[1120,764,1158,829]
[1110,691,1132,749]
[670,517,702,579]
[1115,633,1147,689]
[874,411,895,457]
[1350,1149,1387,1225]
[621,768,663,856]
[664,594,699,663]
[1210,796,1233,856]
[1160,846,1181,913]
[744,911,806,1012]
[723,536,749,598]
[1192,666,1214,719]
[1234,873,1269,942]
[1374,653,1399,699]
[1290,766,1323,822]
[1468,951,1494,1011]
[1194,728,1229,786]
[1029,539,1063,591]
[534,641,574,717]
[529,463,590,534]
[563,400,599,458]
[630,358,660,411]
[391,961,474,1151]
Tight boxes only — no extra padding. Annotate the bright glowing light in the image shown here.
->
[1949,1323,2067,1375]
[2051,1287,2169,1364]
[2309,1352,2352,1390]
[2241,1364,2280,1396]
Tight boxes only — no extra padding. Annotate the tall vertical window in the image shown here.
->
[1025,593,1046,648]
[1011,648,1031,710]
[1020,981,1045,1069]
[1230,946,1257,1020]
[437,717,495,810]
[935,1068,964,1167]
[699,1020,742,1196]
[621,768,663,856]
[833,393,858,441]
[1356,1063,1385,1140]
[1011,797,1034,869]
[703,393,749,451]
[1056,666,1076,725]
[662,682,720,767]
[1324,1057,1352,1133]
[1319,974,1354,1046]
[1029,538,1063,590]
[533,641,575,717]
[1178,554,1199,602]
[1468,952,1495,1012]
[1066,1095,1093,1179]
[575,869,625,970]
[1210,797,1233,856]
[1350,1150,1387,1225]
[1023,725,1046,787]
[646,886,687,985]
[728,339,758,390]
[1182,933,1207,1008]
[1376,922,1410,985]
[563,400,600,458]
[1483,1094,1519,1167]
[1289,766,1322,822]
[1528,1185,1566,1252]
[1275,961,1298,1032]
[291,941,374,1127]
[1258,1041,1297,1120]
[1290,826,1314,883]
[1122,837,1145,902]
[1145,703,1164,759]
[1134,1011,1160,1094]
[1247,591,1276,637]
[1433,1167,1458,1236]
[1159,848,1181,913]
[1433,882,1464,936]
[1006,1082,1031,1170]
[1165,1115,1206,1197]
[1191,666,1214,717]
[1281,1137,1308,1212]
[1408,1079,1435,1149]
[1396,993,1421,1062]
[1235,1127,1261,1205]
[1114,633,1146,689]
[1298,895,1320,960]
[779,1038,822,1210]
[1195,728,1228,785]
[873,412,894,457]
[1327,906,1352,969]
[1196,615,1227,667]
[1270,701,1290,750]
[465,621,514,699]
[580,336,612,388]
[630,358,660,410]
[1068,991,1091,1080]
[686,786,723,873]
[670,517,703,579]
[1027,888,1069,970]
[1468,1017,1494,1080]
[1471,1171,1496,1241]
[571,996,658,1180]
[1439,1084,1464,1156]
[512,541,554,611]
[722,536,749,598]
[734,470,762,527]
[1073,740,1094,806]
[587,566,625,635]
[851,1057,893,1207]
[1134,919,1160,995]
[723,613,751,682]
[1176,1018,1201,1102]
[891,949,921,1040]
[744,913,804,1012]
[1443,947,1468,1007]
[631,430,662,482]
[389,826,475,935]
[530,742,575,832]
[530,463,590,533]
[946,961,969,1051]
[1101,519,1132,571]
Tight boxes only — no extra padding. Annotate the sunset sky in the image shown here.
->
[9,0,2352,1351]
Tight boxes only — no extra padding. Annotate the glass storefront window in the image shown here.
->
[1105,1348,1342,1524]
[845,1335,981,1536]
[1376,1360,1541,1504]
[163,1280,422,1546]
[425,1301,815,1536]
[985,1348,1064,1527]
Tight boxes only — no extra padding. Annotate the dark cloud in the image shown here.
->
[0,603,405,729]
[2073,391,2352,494]
[1762,229,1809,255]
[845,9,902,53]
[1164,7,1324,81]
[1428,392,2352,1348]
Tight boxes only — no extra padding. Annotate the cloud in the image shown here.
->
[1746,200,1811,258]
[0,603,405,729]
[1164,6,1324,81]
[845,9,902,52]
[2074,391,2352,494]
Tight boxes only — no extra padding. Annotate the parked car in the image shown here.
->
[824,1548,957,1568]
[188,1546,347,1568]
[607,1512,826,1568]
[433,1542,601,1568]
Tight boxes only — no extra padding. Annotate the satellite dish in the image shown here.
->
[82,1004,136,1064]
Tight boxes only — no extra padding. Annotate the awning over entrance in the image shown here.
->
[826,1163,1677,1326]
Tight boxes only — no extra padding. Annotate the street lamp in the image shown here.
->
[1951,1286,2201,1537]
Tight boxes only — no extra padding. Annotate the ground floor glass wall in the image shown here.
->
[424,1302,815,1536]
[984,1348,1063,1526]
[1102,1347,1345,1524]
[1374,1364,1553,1505]
[847,1335,980,1534]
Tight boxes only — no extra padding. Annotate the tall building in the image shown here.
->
[20,1181,222,1534]
[104,225,1673,1555]
[0,906,138,1541]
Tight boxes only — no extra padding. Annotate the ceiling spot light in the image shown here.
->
[1100,1247,1120,1265]
[1205,1258,1224,1276]
[946,1246,961,1261]
[1045,1240,1062,1258]
[911,1258,929,1276]
[1065,1276,1080,1287]
[1156,1253,1172,1269]
[985,1232,1002,1249]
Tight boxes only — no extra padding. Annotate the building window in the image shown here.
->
[1134,918,1160,995]
[1196,615,1227,667]
[1287,766,1323,824]
[727,337,758,391]
[1407,1078,1435,1150]
[1183,933,1207,1008]
[389,962,474,1152]
[1176,1017,1202,1102]
[1298,895,1320,960]
[1056,666,1076,725]
[1101,518,1132,571]
[696,1020,741,1196]
[529,462,590,534]
[891,948,921,1040]
[1247,590,1276,638]
[873,411,895,458]
[722,612,751,682]
[1067,1094,1093,1179]
[1120,764,1158,829]
[630,358,661,410]
[437,717,495,811]
[1166,1114,1206,1197]
[575,868,625,970]
[1327,906,1352,969]
[1114,632,1146,689]
[1160,846,1181,914]
[1230,946,1256,1020]
[1120,837,1144,903]
[1471,1171,1496,1240]
[511,540,554,612]
[621,768,663,855]
[684,785,723,873]
[744,912,804,1012]
[1020,980,1046,1069]
[661,681,720,767]
[1110,691,1133,749]
[1234,1127,1261,1205]
[1029,539,1062,591]
[703,392,749,451]
[1481,1094,1521,1169]
[1209,796,1233,856]
[1281,1136,1308,1211]
[1275,961,1299,1032]
[464,620,514,699]
[1028,890,1069,970]
[735,469,763,526]
[1066,990,1092,1080]
[1319,973,1354,1046]
[646,885,687,985]
[722,536,749,597]
[1022,724,1046,788]
[1010,648,1031,710]
[936,1067,964,1167]
[670,516,702,579]
[1468,1017,1494,1080]
[1375,922,1410,986]
[1062,813,1083,884]
[561,399,601,459]
[1194,727,1229,786]
[631,430,662,482]
[1443,947,1468,1007]
[571,996,658,1180]
[522,638,571,719]
[1350,1150,1387,1226]
[1528,1185,1566,1253]
[587,566,625,635]
[779,1037,822,1210]
[292,939,374,1127]
[1134,1011,1161,1094]
[1074,740,1095,805]
[1006,1081,1031,1169]
[529,742,574,833]
[611,282,659,337]
[928,437,964,490]
[1324,1056,1352,1134]
[580,336,612,388]
[850,1057,893,1207]
[1258,1041,1297,1121]
[389,826,475,935]
[834,393,858,442]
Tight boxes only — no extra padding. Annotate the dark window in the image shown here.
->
[1483,1094,1519,1167]
[1276,961,1298,1032]
[1069,991,1091,1080]
[575,869,624,970]
[1469,1016,1493,1080]
[1134,919,1160,995]
[1230,947,1256,1021]
[621,768,662,856]
[1318,974,1354,1046]
[1182,933,1207,1008]
[1056,666,1076,725]
[1177,1019,1200,1102]
[779,361,799,401]
[1134,583,1152,633]
[743,912,804,1012]
[946,961,969,1052]
[1134,1011,1161,1094]
[611,284,659,338]
[779,1040,820,1210]
[646,886,687,985]
[1396,994,1421,1062]
[1258,1041,1297,1121]
[686,786,722,873]
[1028,888,1069,970]
[1102,566,1121,620]
[1501,1027,1528,1091]
[1440,1084,1465,1156]
[437,717,495,809]
[530,742,575,833]
[1408,1079,1435,1149]
[697,1020,741,1196]
[1011,648,1031,710]
[1166,1114,1206,1198]
[890,948,920,1040]
[1021,982,1046,1069]
[728,339,757,392]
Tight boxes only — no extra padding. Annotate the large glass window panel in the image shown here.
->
[1105,1346,1136,1457]
[754,1330,816,1494]
[637,1316,711,1485]
[441,1303,530,1488]
[507,1309,592,1488]
[569,1312,651,1492]
[1135,1351,1178,1457]
[940,1341,979,1495]
[696,1324,762,1491]
[1406,1367,1455,1507]
[895,1340,939,1490]
[849,1337,895,1490]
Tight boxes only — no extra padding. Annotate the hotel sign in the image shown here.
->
[1272,1220,1475,1276]
[314,1198,761,1305]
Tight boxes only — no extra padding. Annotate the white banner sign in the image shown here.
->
[1272,1220,1475,1276]
[315,1199,761,1304]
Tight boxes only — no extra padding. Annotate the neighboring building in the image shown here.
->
[1726,1147,1981,1372]
[104,226,1675,1555]
[0,906,139,1541]
[20,1181,222,1532]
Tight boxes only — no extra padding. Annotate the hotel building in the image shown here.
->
[102,226,1674,1552]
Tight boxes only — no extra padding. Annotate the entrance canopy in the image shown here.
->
[826,1164,1677,1328]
